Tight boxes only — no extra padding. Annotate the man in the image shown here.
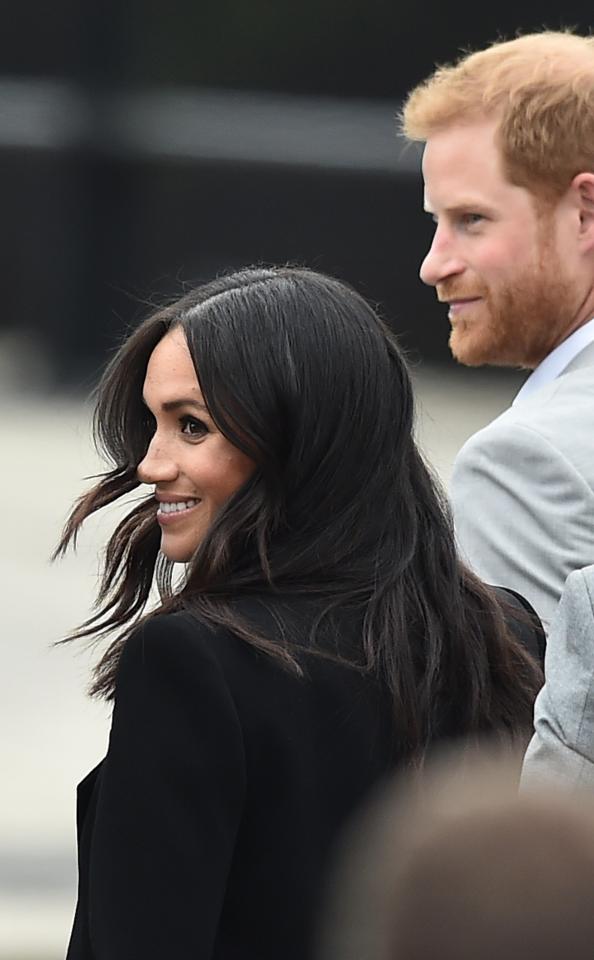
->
[401,31,594,632]
[522,564,594,788]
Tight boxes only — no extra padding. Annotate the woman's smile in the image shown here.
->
[156,498,201,524]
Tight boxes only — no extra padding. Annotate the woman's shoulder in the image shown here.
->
[490,585,546,667]
[112,608,265,735]
[122,597,307,672]
[117,609,235,689]
[146,596,326,644]
[120,596,366,694]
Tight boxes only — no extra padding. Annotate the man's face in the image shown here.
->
[420,119,578,368]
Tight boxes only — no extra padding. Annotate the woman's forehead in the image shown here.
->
[142,329,203,406]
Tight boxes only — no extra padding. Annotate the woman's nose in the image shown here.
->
[137,435,179,485]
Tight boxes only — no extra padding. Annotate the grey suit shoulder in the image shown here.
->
[451,343,594,630]
[521,564,594,789]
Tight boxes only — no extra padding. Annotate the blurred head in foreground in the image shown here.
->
[321,748,594,960]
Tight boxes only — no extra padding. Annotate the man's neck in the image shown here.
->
[513,316,594,405]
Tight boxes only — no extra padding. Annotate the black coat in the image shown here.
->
[66,593,543,960]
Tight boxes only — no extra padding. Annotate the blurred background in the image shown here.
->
[1,2,590,957]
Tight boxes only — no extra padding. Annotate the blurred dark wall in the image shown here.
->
[5,2,590,96]
[1,1,591,386]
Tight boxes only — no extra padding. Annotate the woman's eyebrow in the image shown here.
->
[161,398,208,413]
[141,396,208,413]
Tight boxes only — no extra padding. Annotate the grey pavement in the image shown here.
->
[0,356,523,959]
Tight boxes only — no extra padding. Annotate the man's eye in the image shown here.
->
[461,213,484,226]
[180,416,208,437]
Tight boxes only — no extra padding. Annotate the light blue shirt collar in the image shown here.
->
[513,316,594,406]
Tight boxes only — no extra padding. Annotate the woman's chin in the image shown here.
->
[160,539,196,564]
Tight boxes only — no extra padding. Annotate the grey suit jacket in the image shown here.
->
[521,565,594,789]
[450,342,594,631]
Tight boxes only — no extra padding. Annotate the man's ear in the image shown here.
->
[573,173,594,251]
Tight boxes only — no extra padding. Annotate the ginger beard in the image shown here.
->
[440,221,578,369]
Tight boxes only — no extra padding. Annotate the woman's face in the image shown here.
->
[137,328,255,562]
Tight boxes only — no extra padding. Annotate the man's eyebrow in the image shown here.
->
[425,200,495,216]
[142,396,209,413]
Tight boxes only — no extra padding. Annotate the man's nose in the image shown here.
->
[419,229,465,287]
[137,434,179,485]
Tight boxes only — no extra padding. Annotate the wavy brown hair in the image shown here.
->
[55,266,542,764]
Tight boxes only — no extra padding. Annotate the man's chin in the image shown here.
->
[450,330,536,369]
[449,330,495,367]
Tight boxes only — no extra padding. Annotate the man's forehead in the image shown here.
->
[422,123,500,174]
[421,123,520,211]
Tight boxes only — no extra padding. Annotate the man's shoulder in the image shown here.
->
[561,564,594,615]
[459,365,594,456]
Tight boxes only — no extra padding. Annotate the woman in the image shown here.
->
[57,266,542,959]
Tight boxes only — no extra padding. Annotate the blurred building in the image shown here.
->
[2,2,590,387]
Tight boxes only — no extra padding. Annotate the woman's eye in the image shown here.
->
[180,416,208,438]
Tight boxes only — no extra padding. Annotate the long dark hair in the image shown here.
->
[56,266,541,762]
